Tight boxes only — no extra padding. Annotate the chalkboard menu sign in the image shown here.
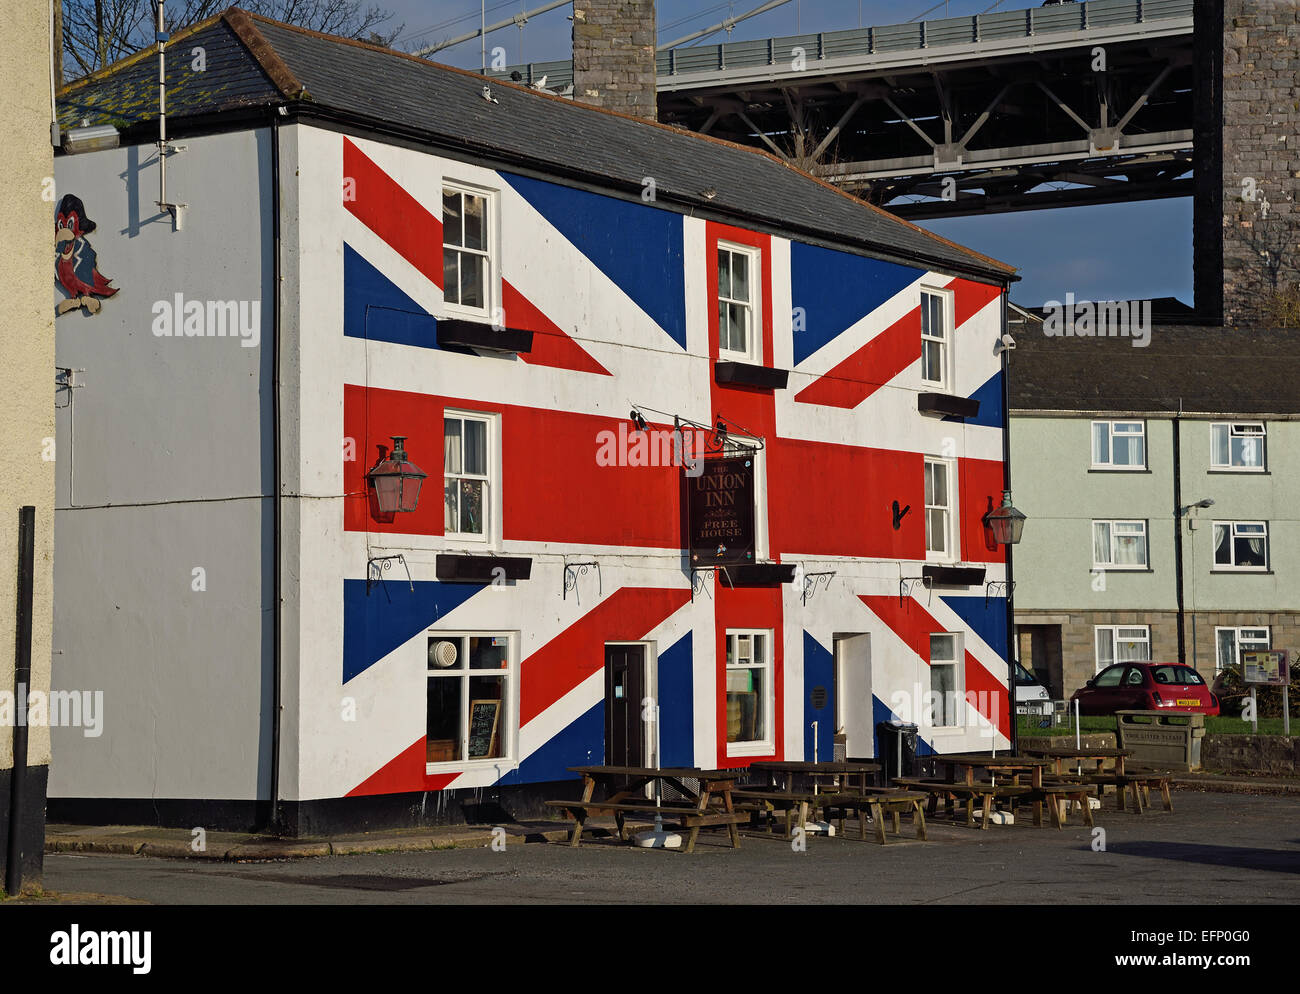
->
[688,455,755,567]
[468,699,501,759]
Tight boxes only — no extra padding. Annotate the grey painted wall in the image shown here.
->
[51,129,274,801]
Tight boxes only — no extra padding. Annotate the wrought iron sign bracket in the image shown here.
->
[899,576,933,607]
[690,566,733,602]
[367,553,413,595]
[984,579,1015,607]
[801,571,836,605]
[562,558,601,603]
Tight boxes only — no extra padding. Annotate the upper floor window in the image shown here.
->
[1211,422,1266,471]
[717,242,760,362]
[920,288,952,390]
[725,630,774,754]
[1092,519,1148,569]
[442,184,495,317]
[1213,521,1268,570]
[444,411,495,541]
[924,456,957,561]
[1092,420,1146,470]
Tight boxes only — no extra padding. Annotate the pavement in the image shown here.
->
[26,789,1300,905]
[39,770,1298,863]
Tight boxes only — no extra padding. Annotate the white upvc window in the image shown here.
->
[924,456,958,561]
[1095,626,1151,673]
[425,632,515,768]
[1211,422,1266,471]
[725,630,774,755]
[929,633,963,728]
[1215,627,1270,674]
[920,287,952,390]
[717,242,761,362]
[443,410,496,542]
[442,183,496,317]
[1092,420,1146,469]
[1213,521,1269,570]
[1092,519,1149,569]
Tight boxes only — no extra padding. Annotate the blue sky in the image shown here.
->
[380,0,1193,307]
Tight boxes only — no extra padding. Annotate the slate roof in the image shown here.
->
[57,7,1016,284]
[1008,322,1300,415]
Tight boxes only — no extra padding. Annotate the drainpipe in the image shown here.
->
[269,111,284,832]
[1173,413,1186,665]
[1000,290,1017,755]
[6,507,36,896]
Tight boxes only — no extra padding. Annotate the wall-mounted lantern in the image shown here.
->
[984,490,1026,546]
[367,435,427,514]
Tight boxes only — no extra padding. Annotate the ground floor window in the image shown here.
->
[1215,626,1270,674]
[1095,625,1150,672]
[426,633,512,765]
[929,633,962,727]
[726,630,773,753]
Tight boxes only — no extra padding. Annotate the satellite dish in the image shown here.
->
[430,640,459,668]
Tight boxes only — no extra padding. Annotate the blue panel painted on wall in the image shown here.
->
[497,700,604,785]
[789,241,921,366]
[941,595,1008,662]
[942,370,1004,429]
[342,578,485,683]
[501,173,687,350]
[802,632,835,762]
[657,633,694,768]
[343,242,438,348]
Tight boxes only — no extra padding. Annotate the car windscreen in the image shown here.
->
[1014,661,1038,685]
[1150,665,1204,686]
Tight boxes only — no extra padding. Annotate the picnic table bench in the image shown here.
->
[1050,770,1174,813]
[893,777,1033,830]
[733,785,928,844]
[545,766,747,853]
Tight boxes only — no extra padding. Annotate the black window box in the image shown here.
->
[715,361,789,390]
[922,564,986,586]
[437,319,533,354]
[918,393,979,419]
[436,554,532,582]
[723,563,798,586]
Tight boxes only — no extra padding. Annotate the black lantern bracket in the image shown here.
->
[690,566,733,602]
[800,570,836,605]
[984,580,1016,608]
[899,575,933,607]
[628,402,765,453]
[562,558,601,603]
[367,553,413,595]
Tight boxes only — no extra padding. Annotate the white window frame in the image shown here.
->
[1094,625,1151,673]
[716,241,762,363]
[919,286,953,391]
[443,410,498,544]
[725,629,775,757]
[1214,626,1270,675]
[1091,519,1149,569]
[928,632,963,730]
[1091,420,1146,470]
[441,182,498,319]
[1212,520,1269,571]
[424,631,517,772]
[924,455,958,563]
[1210,421,1266,472]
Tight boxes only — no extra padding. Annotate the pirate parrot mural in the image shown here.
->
[55,194,118,315]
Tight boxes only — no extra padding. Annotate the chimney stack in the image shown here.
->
[572,1,658,121]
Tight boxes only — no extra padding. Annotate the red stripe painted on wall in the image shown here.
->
[343,137,443,289]
[712,584,785,768]
[347,738,461,797]
[958,456,1008,565]
[502,280,611,376]
[792,306,922,409]
[519,586,690,726]
[965,651,1010,738]
[953,278,1003,329]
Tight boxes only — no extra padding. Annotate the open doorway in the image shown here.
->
[833,633,872,759]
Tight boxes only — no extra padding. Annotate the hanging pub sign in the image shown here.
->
[688,455,755,567]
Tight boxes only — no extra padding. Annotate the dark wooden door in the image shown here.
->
[604,644,647,769]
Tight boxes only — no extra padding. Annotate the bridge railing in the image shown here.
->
[488,0,1192,90]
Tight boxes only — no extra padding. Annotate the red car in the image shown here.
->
[1071,662,1220,716]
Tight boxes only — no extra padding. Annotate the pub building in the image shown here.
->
[48,9,1020,833]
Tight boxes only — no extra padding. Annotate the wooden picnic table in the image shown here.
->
[923,753,1057,826]
[1021,745,1131,776]
[1020,749,1174,814]
[749,760,881,794]
[545,766,747,853]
